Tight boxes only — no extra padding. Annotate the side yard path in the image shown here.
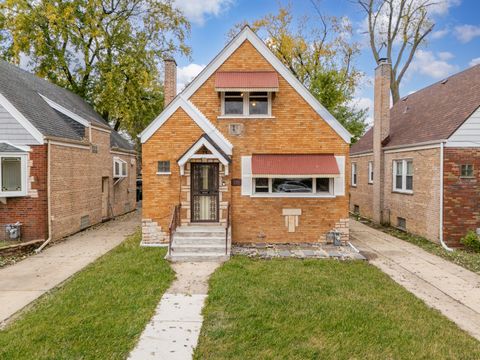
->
[0,209,139,325]
[351,219,480,341]
[129,261,221,360]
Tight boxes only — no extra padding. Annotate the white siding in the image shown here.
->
[0,103,37,144]
[446,106,480,147]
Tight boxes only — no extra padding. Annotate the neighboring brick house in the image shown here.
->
[350,61,480,247]
[140,26,351,260]
[0,60,136,243]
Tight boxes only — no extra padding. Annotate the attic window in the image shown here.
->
[113,157,127,178]
[221,92,271,117]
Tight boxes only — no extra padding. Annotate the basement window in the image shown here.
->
[113,157,127,178]
[353,205,360,214]
[0,154,28,197]
[461,164,474,178]
[397,217,406,231]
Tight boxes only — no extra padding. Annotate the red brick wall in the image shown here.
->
[0,145,48,240]
[443,148,480,246]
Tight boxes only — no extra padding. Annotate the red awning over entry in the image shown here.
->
[215,71,279,91]
[252,154,340,176]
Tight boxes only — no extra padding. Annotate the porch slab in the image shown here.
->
[232,243,365,260]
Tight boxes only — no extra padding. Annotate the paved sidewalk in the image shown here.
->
[129,262,221,360]
[0,210,140,326]
[351,220,480,341]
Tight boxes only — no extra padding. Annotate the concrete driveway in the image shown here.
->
[351,220,480,341]
[0,210,140,326]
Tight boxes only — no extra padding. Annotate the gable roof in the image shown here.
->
[0,142,28,153]
[0,60,134,151]
[351,64,480,154]
[140,96,233,155]
[140,26,351,144]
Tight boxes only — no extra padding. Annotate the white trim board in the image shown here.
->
[140,97,233,155]
[177,136,230,176]
[180,26,351,143]
[0,93,44,144]
[39,94,91,127]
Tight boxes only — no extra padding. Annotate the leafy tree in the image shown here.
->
[357,0,436,104]
[230,3,367,142]
[0,0,190,141]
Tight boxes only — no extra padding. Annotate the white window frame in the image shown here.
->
[368,161,373,184]
[393,159,413,193]
[220,91,272,118]
[0,153,28,197]
[113,157,127,178]
[157,160,171,175]
[351,163,357,186]
[251,176,335,198]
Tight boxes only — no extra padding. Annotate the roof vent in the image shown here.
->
[441,78,448,84]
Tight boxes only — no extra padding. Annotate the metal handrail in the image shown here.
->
[168,204,181,256]
[225,203,231,255]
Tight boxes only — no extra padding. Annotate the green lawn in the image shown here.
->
[195,257,480,360]
[0,231,174,359]
[356,216,480,274]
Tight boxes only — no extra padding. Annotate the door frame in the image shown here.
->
[190,162,220,223]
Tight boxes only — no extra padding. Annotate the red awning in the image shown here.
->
[252,154,340,176]
[215,71,279,91]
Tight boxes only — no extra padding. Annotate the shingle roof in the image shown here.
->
[110,131,135,152]
[351,64,480,155]
[0,60,134,151]
[0,142,27,153]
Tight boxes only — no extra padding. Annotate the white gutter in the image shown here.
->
[35,140,52,253]
[439,141,453,252]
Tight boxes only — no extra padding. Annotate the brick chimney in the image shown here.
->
[164,58,177,106]
[372,58,391,224]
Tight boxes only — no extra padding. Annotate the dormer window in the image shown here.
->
[221,91,271,117]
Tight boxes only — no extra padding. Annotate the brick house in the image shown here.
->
[350,61,480,247]
[0,60,136,244]
[140,27,351,260]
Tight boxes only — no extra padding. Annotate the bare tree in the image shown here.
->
[357,0,436,103]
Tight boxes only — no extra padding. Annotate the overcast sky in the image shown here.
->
[173,0,480,125]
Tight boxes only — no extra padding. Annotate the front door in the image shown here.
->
[191,163,219,222]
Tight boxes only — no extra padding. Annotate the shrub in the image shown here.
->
[460,230,480,252]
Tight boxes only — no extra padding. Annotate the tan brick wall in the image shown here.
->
[349,154,374,219]
[142,39,350,244]
[383,148,440,242]
[50,128,136,239]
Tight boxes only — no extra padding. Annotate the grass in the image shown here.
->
[0,231,174,359]
[195,257,480,360]
[356,216,480,274]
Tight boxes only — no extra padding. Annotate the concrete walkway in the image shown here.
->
[0,210,140,326]
[351,220,480,341]
[129,261,221,360]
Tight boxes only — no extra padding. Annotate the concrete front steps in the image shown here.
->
[166,224,231,262]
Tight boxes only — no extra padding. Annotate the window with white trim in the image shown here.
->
[460,164,474,178]
[253,177,334,196]
[157,161,171,174]
[368,161,373,184]
[113,157,127,178]
[393,159,413,192]
[221,91,271,116]
[0,154,28,197]
[351,163,357,186]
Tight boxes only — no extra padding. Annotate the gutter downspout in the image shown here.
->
[35,140,52,253]
[440,141,454,252]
